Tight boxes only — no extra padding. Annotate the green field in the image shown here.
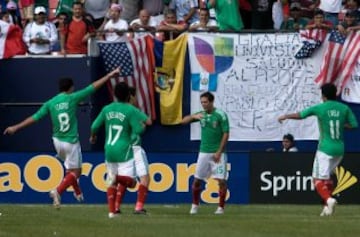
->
[1,204,360,237]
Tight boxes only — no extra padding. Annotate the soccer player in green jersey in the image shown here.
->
[90,82,146,218]
[3,67,120,208]
[278,83,358,216]
[182,91,230,215]
[114,86,152,215]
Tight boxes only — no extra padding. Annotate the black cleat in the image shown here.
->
[115,209,122,214]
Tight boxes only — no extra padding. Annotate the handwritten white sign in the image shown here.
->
[188,33,324,141]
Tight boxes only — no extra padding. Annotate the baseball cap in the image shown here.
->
[345,10,358,18]
[6,1,17,10]
[290,2,301,11]
[110,3,123,12]
[34,6,47,15]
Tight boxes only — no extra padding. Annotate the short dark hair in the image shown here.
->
[72,1,84,8]
[129,86,136,97]
[200,91,214,102]
[321,83,337,100]
[58,77,74,92]
[114,82,130,102]
[283,133,294,142]
[314,8,324,16]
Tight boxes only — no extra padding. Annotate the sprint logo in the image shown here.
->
[332,166,358,195]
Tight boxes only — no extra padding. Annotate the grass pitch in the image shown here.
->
[0,204,360,237]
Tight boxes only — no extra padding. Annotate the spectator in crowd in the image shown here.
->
[188,7,218,31]
[23,6,57,54]
[60,1,95,55]
[299,0,318,20]
[207,0,244,31]
[337,10,360,35]
[282,133,298,152]
[0,11,10,23]
[339,0,360,23]
[142,0,164,25]
[305,8,333,32]
[116,0,141,23]
[101,3,128,42]
[281,2,308,30]
[317,0,342,26]
[272,0,284,30]
[6,0,23,28]
[18,0,34,25]
[52,11,68,52]
[129,9,157,38]
[239,0,252,29]
[169,0,199,25]
[251,0,275,29]
[157,9,187,41]
[84,0,110,29]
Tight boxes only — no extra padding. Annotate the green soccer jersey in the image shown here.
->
[207,0,244,31]
[32,85,95,143]
[300,100,358,156]
[194,108,230,153]
[91,102,145,163]
[131,109,149,146]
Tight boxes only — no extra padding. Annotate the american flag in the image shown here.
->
[315,30,360,92]
[97,35,156,119]
[295,29,328,59]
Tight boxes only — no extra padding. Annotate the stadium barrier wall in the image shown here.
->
[1,152,359,204]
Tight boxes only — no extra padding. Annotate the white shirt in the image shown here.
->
[23,21,58,54]
[319,0,342,13]
[190,19,217,30]
[104,18,129,42]
[130,17,157,38]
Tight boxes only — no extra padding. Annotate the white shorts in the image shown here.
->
[133,145,149,177]
[312,150,343,179]
[106,159,136,186]
[52,137,82,169]
[194,152,228,181]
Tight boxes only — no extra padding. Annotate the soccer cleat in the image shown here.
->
[134,209,147,215]
[189,204,199,214]
[73,193,84,202]
[214,207,224,215]
[49,190,61,209]
[326,197,337,215]
[115,209,122,214]
[320,206,330,216]
[108,212,119,218]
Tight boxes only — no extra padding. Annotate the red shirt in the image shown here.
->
[64,19,94,54]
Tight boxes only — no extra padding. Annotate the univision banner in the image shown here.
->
[250,152,360,204]
[0,152,249,204]
[188,33,324,141]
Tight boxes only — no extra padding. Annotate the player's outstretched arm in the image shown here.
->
[92,67,121,90]
[181,113,203,125]
[278,113,301,123]
[3,117,36,135]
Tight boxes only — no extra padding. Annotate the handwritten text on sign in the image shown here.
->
[188,33,322,141]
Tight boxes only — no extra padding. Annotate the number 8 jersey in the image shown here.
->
[32,85,95,144]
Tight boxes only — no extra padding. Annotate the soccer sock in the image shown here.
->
[116,175,135,188]
[324,179,334,195]
[219,188,227,209]
[57,172,76,195]
[115,184,127,211]
[107,186,117,213]
[192,184,201,205]
[68,172,82,196]
[135,184,148,211]
[314,179,332,203]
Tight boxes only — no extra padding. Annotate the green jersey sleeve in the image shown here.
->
[32,102,50,121]
[72,85,95,103]
[91,109,105,134]
[347,107,358,128]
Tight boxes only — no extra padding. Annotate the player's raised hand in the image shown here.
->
[108,67,121,77]
[89,134,97,144]
[278,115,287,123]
[3,126,17,135]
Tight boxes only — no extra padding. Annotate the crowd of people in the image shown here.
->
[1,0,360,55]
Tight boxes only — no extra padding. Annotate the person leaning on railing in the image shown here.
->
[188,8,218,32]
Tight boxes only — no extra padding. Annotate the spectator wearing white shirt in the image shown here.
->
[23,6,57,54]
[103,3,128,42]
[189,8,218,31]
[129,9,157,38]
